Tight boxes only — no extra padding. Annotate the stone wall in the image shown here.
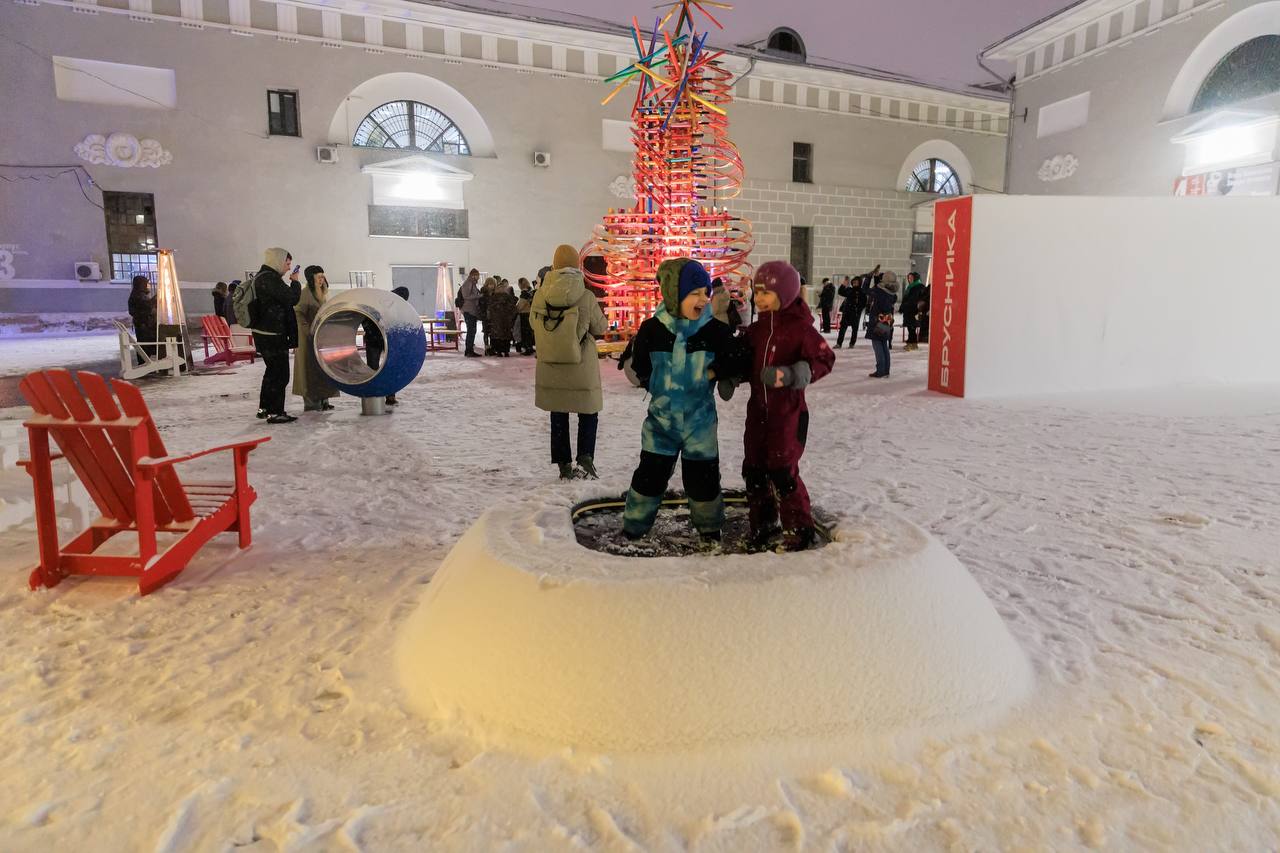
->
[735,180,916,283]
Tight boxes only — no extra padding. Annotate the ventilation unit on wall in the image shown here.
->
[74,261,102,281]
[316,145,339,164]
[532,151,551,168]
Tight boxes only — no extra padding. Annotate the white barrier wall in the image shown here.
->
[932,195,1280,399]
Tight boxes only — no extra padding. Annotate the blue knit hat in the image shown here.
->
[656,258,712,315]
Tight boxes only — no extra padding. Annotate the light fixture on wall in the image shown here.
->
[1172,109,1280,176]
[395,174,442,200]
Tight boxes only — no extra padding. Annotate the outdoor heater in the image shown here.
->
[313,287,426,415]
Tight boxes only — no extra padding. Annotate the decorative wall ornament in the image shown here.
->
[75,133,173,168]
[1037,153,1079,182]
[608,175,637,199]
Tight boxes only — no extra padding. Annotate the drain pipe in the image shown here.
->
[977,52,1017,194]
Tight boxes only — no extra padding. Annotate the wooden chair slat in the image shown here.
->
[109,378,195,522]
[20,371,134,523]
[49,370,169,525]
[78,371,188,526]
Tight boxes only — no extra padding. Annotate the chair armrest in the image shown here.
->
[16,453,65,469]
[138,436,271,469]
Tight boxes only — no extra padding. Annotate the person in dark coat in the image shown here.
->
[740,261,835,552]
[866,271,899,378]
[127,274,157,349]
[250,247,302,423]
[224,280,241,327]
[818,278,836,333]
[487,280,518,357]
[835,266,876,348]
[212,281,228,321]
[900,272,929,351]
[515,278,535,355]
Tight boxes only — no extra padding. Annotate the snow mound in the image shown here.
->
[396,496,1033,752]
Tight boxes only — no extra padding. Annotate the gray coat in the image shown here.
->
[458,276,483,316]
[532,268,607,414]
[292,285,337,400]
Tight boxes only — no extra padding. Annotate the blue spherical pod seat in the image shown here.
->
[313,288,426,398]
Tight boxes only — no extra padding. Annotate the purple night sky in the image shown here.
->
[435,0,1072,89]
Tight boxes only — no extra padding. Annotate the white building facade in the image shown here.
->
[1,0,1009,317]
[984,0,1280,197]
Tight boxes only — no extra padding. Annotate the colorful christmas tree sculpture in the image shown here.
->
[583,0,755,333]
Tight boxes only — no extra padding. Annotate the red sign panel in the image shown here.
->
[927,196,973,397]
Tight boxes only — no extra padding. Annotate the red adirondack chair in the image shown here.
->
[18,369,270,595]
[200,314,256,366]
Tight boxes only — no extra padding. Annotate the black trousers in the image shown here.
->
[463,312,479,353]
[255,337,290,414]
[836,310,861,347]
[820,307,832,333]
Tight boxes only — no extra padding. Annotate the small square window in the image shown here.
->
[268,89,300,137]
[792,142,812,183]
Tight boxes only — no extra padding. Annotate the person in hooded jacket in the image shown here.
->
[250,247,302,423]
[619,259,747,542]
[128,274,157,352]
[818,278,836,333]
[532,245,608,480]
[866,270,899,378]
[740,261,836,552]
[212,281,228,320]
[836,266,877,348]
[292,265,337,412]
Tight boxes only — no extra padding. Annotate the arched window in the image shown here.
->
[353,101,471,155]
[766,27,806,61]
[905,158,962,195]
[1191,35,1280,113]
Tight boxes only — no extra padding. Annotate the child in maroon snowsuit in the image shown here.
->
[741,261,836,551]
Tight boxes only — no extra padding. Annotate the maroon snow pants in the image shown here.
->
[742,462,813,534]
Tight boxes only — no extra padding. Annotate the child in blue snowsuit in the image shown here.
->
[620,258,745,540]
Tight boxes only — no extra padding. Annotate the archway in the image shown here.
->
[896,139,975,195]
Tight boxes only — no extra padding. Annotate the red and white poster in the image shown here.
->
[928,196,972,397]
[1173,162,1280,197]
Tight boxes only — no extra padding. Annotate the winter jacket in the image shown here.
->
[128,292,157,341]
[292,284,337,400]
[249,264,301,347]
[742,298,835,469]
[532,267,607,414]
[487,287,518,342]
[865,282,898,340]
[837,281,863,315]
[818,282,836,310]
[223,284,240,328]
[900,280,928,320]
[457,277,483,316]
[212,291,227,320]
[516,289,533,315]
[625,304,744,458]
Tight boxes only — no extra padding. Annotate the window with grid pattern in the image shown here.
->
[352,101,471,155]
[103,192,158,281]
[904,158,962,196]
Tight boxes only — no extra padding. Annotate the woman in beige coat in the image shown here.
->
[292,265,338,411]
[532,244,607,480]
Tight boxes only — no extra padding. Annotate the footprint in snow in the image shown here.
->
[1159,512,1211,528]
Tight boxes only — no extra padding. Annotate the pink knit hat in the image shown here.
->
[754,261,801,307]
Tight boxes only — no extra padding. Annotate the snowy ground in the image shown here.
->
[0,333,1277,851]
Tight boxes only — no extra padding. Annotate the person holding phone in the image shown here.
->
[250,248,302,423]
